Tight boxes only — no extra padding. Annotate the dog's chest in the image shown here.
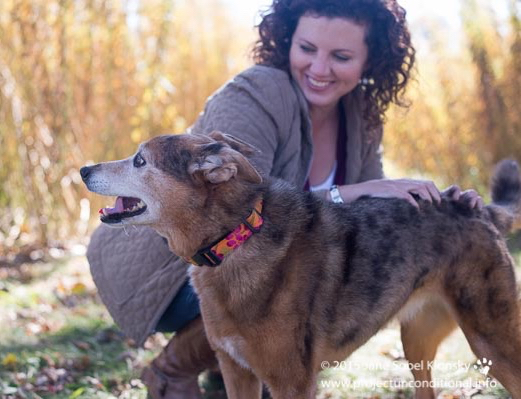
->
[214,336,252,370]
[190,267,266,371]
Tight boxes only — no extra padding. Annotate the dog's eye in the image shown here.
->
[133,153,146,168]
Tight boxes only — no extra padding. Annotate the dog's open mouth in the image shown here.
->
[99,196,147,223]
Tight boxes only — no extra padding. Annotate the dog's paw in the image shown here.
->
[473,358,492,376]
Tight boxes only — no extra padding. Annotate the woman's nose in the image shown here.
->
[309,55,329,76]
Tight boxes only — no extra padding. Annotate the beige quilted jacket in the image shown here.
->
[86,65,384,345]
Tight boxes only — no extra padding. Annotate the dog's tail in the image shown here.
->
[487,159,521,235]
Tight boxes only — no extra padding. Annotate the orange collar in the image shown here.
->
[187,199,264,267]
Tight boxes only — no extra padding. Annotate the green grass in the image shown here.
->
[1,237,520,399]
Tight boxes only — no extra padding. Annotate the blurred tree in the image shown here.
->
[384,0,521,194]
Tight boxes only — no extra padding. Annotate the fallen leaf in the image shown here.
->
[71,282,87,295]
[69,387,85,398]
[2,352,19,369]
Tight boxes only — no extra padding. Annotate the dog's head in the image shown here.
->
[80,131,262,234]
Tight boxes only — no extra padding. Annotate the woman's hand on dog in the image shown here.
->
[338,179,440,208]
[441,185,484,210]
[337,179,483,210]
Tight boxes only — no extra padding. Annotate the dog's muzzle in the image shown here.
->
[80,165,148,224]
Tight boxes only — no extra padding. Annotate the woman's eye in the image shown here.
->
[300,45,315,53]
[133,153,146,168]
[334,53,351,62]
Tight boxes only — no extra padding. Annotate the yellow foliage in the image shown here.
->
[131,128,143,144]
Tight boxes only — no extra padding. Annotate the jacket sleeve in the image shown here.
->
[190,67,294,177]
[358,125,384,182]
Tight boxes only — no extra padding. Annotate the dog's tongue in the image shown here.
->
[99,196,125,215]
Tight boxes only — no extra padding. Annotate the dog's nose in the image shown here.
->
[80,166,92,182]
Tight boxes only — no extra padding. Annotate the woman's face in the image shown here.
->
[289,15,369,112]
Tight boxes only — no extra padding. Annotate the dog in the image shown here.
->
[81,131,521,399]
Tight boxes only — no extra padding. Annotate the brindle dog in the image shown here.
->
[81,131,521,399]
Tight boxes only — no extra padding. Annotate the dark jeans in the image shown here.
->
[156,279,201,333]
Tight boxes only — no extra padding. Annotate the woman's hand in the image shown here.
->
[441,185,484,210]
[337,179,441,208]
[335,179,483,210]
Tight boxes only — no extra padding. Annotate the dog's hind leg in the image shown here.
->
[400,299,457,399]
[455,314,521,398]
[216,350,262,399]
[446,256,521,398]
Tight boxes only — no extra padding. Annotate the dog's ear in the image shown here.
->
[208,131,259,156]
[189,148,262,185]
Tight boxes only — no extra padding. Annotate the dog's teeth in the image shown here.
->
[138,200,145,208]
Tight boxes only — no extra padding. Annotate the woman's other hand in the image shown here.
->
[336,179,483,210]
[338,179,441,208]
[441,185,484,210]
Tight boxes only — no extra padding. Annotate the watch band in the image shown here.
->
[329,185,344,204]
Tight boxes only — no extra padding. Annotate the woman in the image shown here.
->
[87,0,482,397]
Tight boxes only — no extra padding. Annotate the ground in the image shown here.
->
[0,238,520,399]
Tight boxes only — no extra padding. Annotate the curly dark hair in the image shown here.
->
[252,0,415,129]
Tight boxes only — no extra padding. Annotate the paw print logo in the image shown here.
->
[474,358,492,376]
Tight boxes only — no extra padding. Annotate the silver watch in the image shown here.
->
[329,185,344,203]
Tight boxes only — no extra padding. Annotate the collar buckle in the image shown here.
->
[189,249,222,267]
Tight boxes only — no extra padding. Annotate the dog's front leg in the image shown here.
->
[216,350,262,399]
